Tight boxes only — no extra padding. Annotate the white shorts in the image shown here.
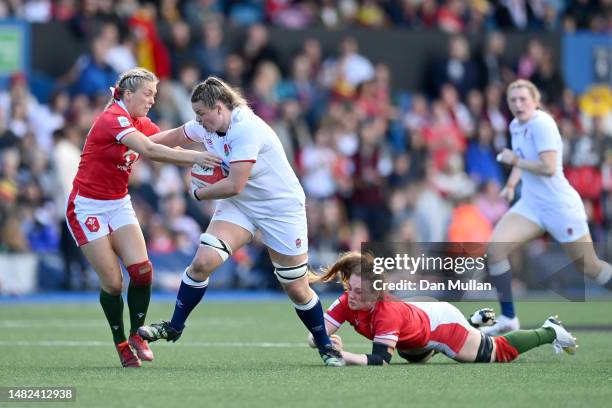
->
[407,302,471,358]
[509,198,589,243]
[211,199,308,256]
[65,189,138,247]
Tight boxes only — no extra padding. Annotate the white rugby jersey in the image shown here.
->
[183,106,305,217]
[509,110,582,208]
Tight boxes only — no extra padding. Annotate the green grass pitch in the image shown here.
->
[0,299,611,408]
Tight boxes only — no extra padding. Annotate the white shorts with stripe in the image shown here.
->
[65,189,139,247]
[211,199,308,256]
[407,302,471,358]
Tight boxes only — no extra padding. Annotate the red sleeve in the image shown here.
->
[103,111,137,142]
[371,303,402,344]
[135,116,160,136]
[324,292,349,328]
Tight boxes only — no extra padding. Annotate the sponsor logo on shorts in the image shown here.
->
[567,227,573,236]
[295,238,302,248]
[84,216,100,233]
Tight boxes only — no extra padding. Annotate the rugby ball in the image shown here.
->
[190,164,227,189]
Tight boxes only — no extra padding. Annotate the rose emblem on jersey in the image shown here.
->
[224,143,230,157]
[85,216,100,232]
[295,238,302,248]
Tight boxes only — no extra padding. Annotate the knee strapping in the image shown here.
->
[200,233,232,262]
[475,333,494,362]
[127,260,153,287]
[273,261,309,283]
[182,268,209,288]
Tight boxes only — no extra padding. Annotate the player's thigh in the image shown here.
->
[560,232,602,278]
[65,191,112,247]
[191,219,253,272]
[413,302,473,360]
[257,206,308,261]
[109,223,149,267]
[454,327,487,362]
[541,202,589,245]
[488,209,544,262]
[80,237,123,293]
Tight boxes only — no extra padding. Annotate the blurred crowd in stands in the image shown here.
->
[1,0,611,290]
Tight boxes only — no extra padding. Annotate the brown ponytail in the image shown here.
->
[310,251,373,290]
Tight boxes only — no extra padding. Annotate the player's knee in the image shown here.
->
[488,258,511,277]
[127,260,153,287]
[190,256,217,279]
[398,349,435,364]
[274,261,309,284]
[200,233,232,262]
[475,333,494,363]
[582,256,602,277]
[102,279,123,295]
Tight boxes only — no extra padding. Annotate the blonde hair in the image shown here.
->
[106,67,158,108]
[190,76,247,110]
[507,79,541,107]
[310,251,373,290]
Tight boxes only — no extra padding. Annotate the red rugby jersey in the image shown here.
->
[73,102,159,200]
[325,292,431,350]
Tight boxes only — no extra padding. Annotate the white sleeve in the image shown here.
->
[183,120,205,143]
[227,124,260,163]
[533,115,560,153]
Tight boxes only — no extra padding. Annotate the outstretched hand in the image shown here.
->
[307,333,343,350]
[195,151,222,168]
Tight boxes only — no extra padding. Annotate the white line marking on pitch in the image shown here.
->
[0,340,366,348]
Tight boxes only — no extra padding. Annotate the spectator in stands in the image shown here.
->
[427,35,479,98]
[61,35,118,98]
[237,23,279,83]
[465,120,505,187]
[194,19,228,78]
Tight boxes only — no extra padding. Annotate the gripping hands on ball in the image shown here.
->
[308,333,343,350]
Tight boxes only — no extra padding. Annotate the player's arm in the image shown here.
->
[149,125,195,148]
[193,161,253,200]
[500,165,522,202]
[341,340,396,366]
[121,130,221,168]
[505,150,556,177]
[307,320,341,348]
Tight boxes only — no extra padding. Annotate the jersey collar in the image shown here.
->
[115,100,133,119]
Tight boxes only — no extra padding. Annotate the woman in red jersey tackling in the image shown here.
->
[309,252,577,366]
[65,67,221,367]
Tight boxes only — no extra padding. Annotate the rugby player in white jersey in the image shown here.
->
[138,76,344,366]
[484,79,612,335]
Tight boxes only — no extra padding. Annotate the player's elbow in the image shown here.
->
[230,181,246,195]
[140,140,161,160]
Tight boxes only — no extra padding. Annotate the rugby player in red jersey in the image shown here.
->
[309,252,577,365]
[65,67,221,367]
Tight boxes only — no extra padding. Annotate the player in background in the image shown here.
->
[66,68,221,367]
[484,79,612,335]
[309,252,577,366]
[138,76,345,366]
